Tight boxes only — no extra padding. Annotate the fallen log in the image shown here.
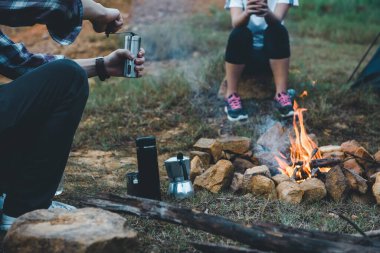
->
[81,194,380,253]
[190,242,263,253]
[355,229,380,239]
[253,222,373,245]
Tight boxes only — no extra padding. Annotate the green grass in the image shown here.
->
[73,71,218,152]
[287,0,380,44]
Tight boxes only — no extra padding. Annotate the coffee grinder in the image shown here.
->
[126,136,161,200]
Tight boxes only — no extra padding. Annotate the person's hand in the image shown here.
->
[82,0,123,33]
[245,0,269,17]
[104,48,145,77]
[92,8,123,34]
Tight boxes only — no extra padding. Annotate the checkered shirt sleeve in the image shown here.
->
[0,0,83,79]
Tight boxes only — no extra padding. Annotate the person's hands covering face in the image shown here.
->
[245,0,269,17]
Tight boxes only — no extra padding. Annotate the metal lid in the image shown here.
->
[136,136,156,147]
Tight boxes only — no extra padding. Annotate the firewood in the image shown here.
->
[290,158,343,170]
[345,151,379,166]
[81,194,380,253]
[310,158,342,168]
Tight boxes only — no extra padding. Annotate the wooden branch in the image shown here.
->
[345,152,379,165]
[332,212,368,238]
[81,194,380,253]
[291,158,342,169]
[190,242,264,253]
[291,166,300,180]
[310,158,342,168]
[311,148,319,159]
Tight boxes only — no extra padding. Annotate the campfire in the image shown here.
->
[188,96,380,205]
[275,100,331,181]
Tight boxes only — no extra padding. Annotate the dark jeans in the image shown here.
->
[0,59,89,217]
[225,23,291,76]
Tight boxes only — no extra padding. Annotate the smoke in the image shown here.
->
[126,0,228,92]
[253,117,293,175]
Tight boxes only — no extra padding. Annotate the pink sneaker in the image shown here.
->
[274,92,294,117]
[224,93,248,122]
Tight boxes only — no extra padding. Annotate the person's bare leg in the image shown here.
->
[225,62,245,99]
[270,58,289,94]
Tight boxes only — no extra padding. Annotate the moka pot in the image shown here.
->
[164,153,194,199]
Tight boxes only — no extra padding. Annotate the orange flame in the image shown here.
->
[275,100,329,179]
[299,90,308,98]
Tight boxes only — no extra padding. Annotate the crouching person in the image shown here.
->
[0,0,145,231]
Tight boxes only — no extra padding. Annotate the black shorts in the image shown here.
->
[225,23,291,76]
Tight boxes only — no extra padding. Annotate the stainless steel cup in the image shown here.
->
[124,34,141,78]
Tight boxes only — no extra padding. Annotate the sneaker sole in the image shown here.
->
[224,107,248,122]
[280,110,294,118]
[0,224,11,232]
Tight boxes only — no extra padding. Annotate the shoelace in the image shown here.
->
[228,94,242,110]
[276,92,292,106]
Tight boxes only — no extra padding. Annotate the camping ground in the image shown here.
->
[1,0,380,252]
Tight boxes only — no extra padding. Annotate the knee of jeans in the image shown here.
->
[53,59,87,80]
[228,27,252,45]
[54,59,89,99]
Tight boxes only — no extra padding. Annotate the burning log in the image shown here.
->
[311,167,320,177]
[310,158,342,168]
[285,158,343,180]
[289,158,342,171]
[81,193,380,253]
[291,166,300,180]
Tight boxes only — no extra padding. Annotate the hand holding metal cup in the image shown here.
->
[103,31,144,78]
[124,34,141,78]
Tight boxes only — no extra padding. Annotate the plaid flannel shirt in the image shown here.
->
[0,0,83,79]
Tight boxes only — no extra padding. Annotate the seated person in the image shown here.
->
[224,0,298,121]
[0,0,145,231]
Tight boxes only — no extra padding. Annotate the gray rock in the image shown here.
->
[230,173,244,193]
[232,157,255,174]
[325,166,349,202]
